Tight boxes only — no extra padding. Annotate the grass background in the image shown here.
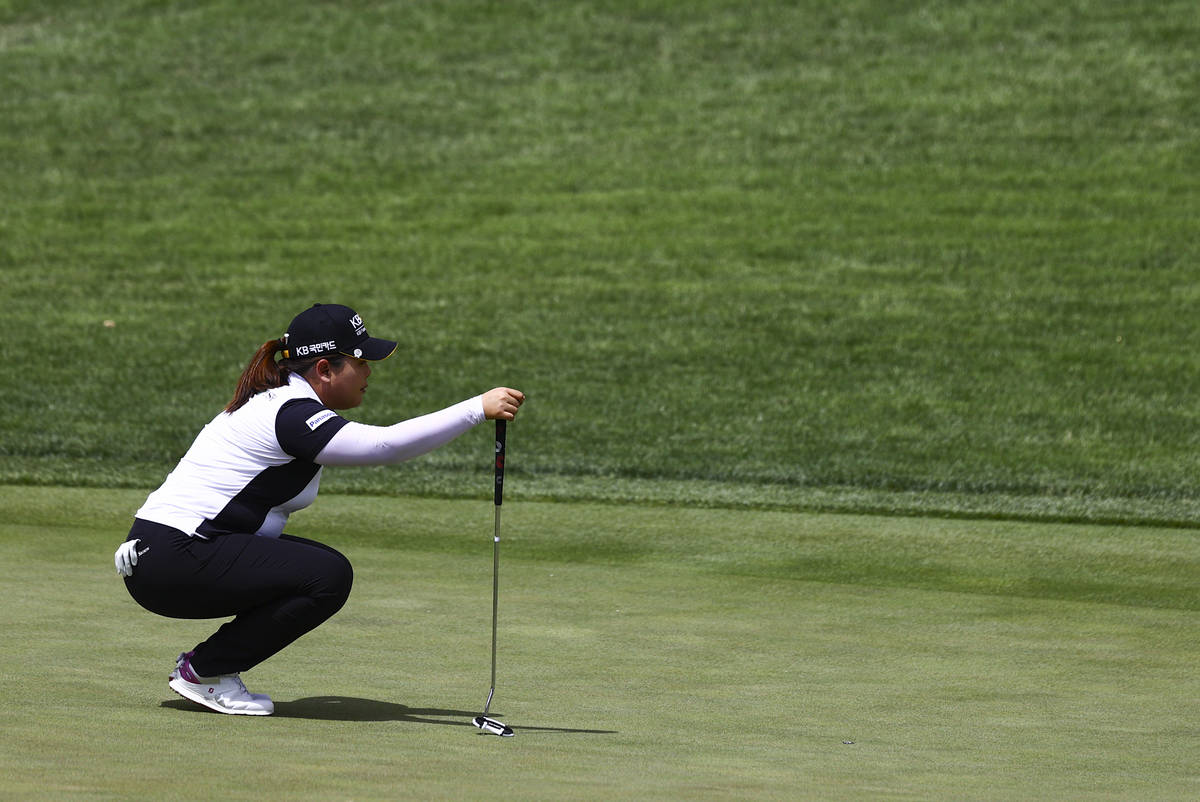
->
[2,0,1200,798]
[2,0,1199,521]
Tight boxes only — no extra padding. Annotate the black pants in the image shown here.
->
[123,519,353,677]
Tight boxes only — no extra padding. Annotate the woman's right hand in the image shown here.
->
[482,387,525,421]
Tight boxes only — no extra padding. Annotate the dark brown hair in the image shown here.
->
[225,339,346,413]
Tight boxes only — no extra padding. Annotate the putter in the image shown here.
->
[473,419,514,737]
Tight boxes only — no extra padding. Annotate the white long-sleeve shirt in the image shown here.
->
[136,373,484,538]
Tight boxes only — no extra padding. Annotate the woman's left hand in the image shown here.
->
[115,540,142,577]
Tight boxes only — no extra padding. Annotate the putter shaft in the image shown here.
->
[486,505,500,714]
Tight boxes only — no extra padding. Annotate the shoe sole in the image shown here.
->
[168,677,273,716]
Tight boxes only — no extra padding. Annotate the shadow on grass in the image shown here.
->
[161,696,617,734]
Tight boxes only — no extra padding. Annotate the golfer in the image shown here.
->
[113,303,524,715]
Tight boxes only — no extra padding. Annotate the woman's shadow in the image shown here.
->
[162,696,616,734]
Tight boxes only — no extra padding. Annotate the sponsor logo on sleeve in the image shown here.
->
[306,410,339,431]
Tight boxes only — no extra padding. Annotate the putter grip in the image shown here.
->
[494,419,506,507]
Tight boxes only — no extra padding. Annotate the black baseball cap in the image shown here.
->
[282,303,398,361]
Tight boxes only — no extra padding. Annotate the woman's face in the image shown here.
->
[319,357,372,410]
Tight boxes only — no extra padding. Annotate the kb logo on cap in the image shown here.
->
[285,303,395,363]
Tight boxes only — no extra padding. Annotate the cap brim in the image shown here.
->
[342,337,397,361]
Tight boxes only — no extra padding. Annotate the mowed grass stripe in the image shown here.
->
[8,486,1197,611]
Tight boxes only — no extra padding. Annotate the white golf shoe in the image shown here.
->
[168,652,274,716]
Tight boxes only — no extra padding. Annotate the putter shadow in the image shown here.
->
[160,696,617,733]
[500,724,618,735]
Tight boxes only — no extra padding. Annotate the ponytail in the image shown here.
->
[225,339,287,412]
[225,338,349,413]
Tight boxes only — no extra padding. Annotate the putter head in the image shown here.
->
[473,715,514,737]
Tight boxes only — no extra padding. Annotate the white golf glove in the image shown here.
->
[114,539,142,577]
